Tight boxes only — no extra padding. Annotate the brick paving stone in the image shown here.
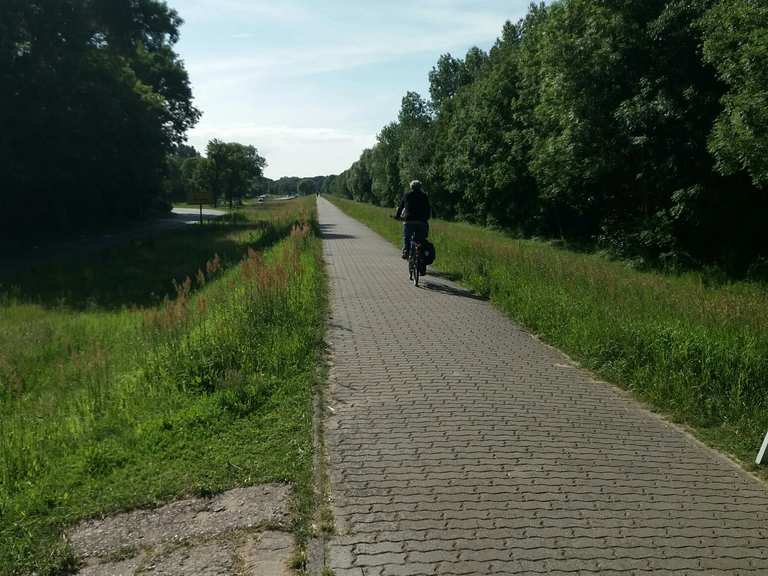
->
[319,198,768,575]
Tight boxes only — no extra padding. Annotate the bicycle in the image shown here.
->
[393,215,428,286]
[408,233,423,287]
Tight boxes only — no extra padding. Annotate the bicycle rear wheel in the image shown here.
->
[407,236,416,283]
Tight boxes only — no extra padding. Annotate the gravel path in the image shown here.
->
[319,197,768,576]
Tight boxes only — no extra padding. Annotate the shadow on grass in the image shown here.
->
[0,221,294,311]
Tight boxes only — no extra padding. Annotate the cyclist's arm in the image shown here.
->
[394,196,405,220]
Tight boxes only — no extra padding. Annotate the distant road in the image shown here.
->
[1,208,226,278]
[170,207,226,223]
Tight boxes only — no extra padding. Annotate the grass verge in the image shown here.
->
[326,195,768,479]
[0,198,324,575]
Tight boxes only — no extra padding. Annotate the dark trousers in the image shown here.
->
[403,221,429,252]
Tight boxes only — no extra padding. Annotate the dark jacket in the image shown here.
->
[395,190,431,222]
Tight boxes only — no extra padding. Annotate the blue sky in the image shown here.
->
[169,0,533,178]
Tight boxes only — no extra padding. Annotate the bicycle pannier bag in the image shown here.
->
[422,240,436,265]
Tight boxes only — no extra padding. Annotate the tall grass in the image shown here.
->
[0,199,324,575]
[327,196,768,476]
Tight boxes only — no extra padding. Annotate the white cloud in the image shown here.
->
[186,124,376,178]
[174,0,307,23]
[191,124,372,144]
[232,40,483,78]
[170,0,532,177]
[187,4,510,82]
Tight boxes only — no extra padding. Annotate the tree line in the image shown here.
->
[166,163,329,205]
[263,176,329,197]
[1,0,203,251]
[325,0,768,275]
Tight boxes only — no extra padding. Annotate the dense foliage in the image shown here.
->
[1,0,199,251]
[327,0,768,275]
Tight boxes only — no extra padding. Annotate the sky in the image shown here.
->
[168,0,534,179]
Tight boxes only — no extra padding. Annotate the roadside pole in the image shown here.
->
[190,190,214,226]
[758,431,768,465]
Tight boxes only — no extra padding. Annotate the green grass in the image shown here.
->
[327,195,768,479]
[0,199,325,575]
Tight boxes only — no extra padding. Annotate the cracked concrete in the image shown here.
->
[69,485,294,575]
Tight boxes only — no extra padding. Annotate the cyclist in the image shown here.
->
[394,180,431,259]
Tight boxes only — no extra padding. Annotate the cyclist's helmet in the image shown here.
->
[410,180,423,193]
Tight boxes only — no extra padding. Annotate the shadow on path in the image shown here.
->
[329,322,354,333]
[319,223,357,240]
[421,280,488,301]
[322,233,358,240]
[426,270,464,283]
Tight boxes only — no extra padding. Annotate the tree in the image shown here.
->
[396,92,434,195]
[398,91,431,126]
[432,21,535,227]
[164,145,202,202]
[701,0,768,188]
[204,140,266,208]
[428,48,489,111]
[463,46,489,83]
[297,179,316,196]
[429,54,467,110]
[0,0,200,250]
[371,123,403,206]
[332,0,768,273]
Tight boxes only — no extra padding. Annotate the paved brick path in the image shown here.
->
[319,198,768,576]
